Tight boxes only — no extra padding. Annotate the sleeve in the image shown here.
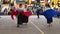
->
[11,13,14,20]
[31,10,33,15]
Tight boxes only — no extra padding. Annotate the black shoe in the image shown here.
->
[17,25,19,27]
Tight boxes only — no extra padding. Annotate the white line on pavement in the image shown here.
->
[29,20,45,34]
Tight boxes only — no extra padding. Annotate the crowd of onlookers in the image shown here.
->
[0,3,60,16]
[0,3,14,15]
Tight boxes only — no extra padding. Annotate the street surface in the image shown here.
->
[0,15,60,34]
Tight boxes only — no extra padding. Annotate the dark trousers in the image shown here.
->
[57,14,60,18]
[17,14,23,25]
[46,18,53,24]
[22,16,28,23]
[37,13,39,18]
[17,14,28,25]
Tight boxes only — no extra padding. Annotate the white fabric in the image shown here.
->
[17,8,28,12]
[1,7,6,12]
[44,7,51,11]
[33,8,37,12]
[24,8,27,12]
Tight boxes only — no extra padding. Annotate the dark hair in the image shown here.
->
[19,4,22,6]
[10,3,14,6]
[25,4,27,8]
[45,4,50,8]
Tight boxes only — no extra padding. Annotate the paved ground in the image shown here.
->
[0,15,60,34]
[30,15,60,34]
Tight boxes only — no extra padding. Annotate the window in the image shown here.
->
[16,0,26,4]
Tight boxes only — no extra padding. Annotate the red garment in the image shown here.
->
[11,8,32,20]
[11,8,24,20]
[11,8,17,20]
[23,11,32,17]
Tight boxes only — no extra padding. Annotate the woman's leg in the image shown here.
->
[46,18,53,27]
[47,18,53,24]
[37,13,39,19]
[17,14,23,27]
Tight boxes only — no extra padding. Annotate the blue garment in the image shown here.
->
[0,12,4,15]
[40,9,60,18]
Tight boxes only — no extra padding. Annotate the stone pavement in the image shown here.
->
[0,15,60,34]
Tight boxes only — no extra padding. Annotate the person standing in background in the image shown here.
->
[0,4,2,18]
[57,7,60,18]
[36,5,43,19]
